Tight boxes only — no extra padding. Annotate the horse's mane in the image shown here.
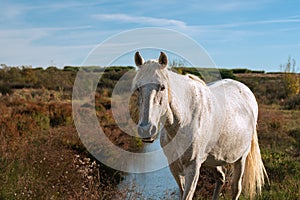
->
[186,74,206,86]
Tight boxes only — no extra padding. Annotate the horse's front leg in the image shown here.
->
[169,163,185,198]
[181,161,201,200]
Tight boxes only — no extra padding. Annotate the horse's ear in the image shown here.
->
[134,51,144,67]
[159,52,168,68]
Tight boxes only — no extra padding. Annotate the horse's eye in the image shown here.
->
[159,84,165,91]
[136,87,140,92]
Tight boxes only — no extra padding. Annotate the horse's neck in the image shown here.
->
[164,71,209,134]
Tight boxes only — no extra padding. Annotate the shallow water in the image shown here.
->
[118,139,179,199]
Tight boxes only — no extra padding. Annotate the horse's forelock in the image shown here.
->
[132,61,172,104]
[133,60,168,87]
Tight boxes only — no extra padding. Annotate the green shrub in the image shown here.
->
[63,66,79,72]
[49,103,72,127]
[284,94,300,110]
[251,70,265,74]
[232,68,251,74]
[0,83,12,95]
[281,57,300,97]
[219,69,236,79]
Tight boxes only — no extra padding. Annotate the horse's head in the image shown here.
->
[132,52,170,143]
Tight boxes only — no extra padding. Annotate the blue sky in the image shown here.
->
[1,0,300,71]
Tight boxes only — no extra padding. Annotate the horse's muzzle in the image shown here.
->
[141,134,158,143]
[137,123,158,143]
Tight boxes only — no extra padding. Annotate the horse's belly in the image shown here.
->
[203,154,227,167]
[206,129,252,166]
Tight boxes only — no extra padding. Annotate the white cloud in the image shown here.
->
[0,26,97,67]
[179,15,300,37]
[92,14,187,28]
[210,1,257,12]
[0,1,103,22]
[23,1,103,11]
[235,18,300,27]
[0,2,27,21]
[175,0,272,13]
[0,26,93,44]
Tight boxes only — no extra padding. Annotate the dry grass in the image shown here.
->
[0,88,136,200]
[0,68,299,199]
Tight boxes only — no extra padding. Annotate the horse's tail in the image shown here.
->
[242,129,269,199]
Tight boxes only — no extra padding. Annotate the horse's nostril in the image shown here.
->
[137,123,157,138]
[150,126,157,135]
[138,123,151,130]
[138,123,150,136]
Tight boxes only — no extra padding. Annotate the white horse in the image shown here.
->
[132,52,268,200]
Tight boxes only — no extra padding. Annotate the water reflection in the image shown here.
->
[118,139,179,199]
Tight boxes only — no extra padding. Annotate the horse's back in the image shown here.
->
[209,79,258,120]
[206,79,258,165]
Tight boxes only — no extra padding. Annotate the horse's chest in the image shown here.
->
[161,133,197,166]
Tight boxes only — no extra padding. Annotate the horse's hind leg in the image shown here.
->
[211,166,225,200]
[231,157,246,200]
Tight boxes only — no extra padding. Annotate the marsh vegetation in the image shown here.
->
[0,65,299,199]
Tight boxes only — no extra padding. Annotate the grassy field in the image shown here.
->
[0,66,299,199]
